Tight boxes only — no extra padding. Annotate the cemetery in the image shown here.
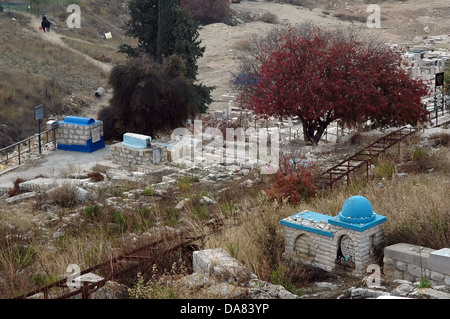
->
[2,112,449,299]
[1,0,450,300]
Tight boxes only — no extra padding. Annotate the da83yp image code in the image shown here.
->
[179,303,270,316]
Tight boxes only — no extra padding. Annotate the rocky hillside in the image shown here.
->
[1,0,450,300]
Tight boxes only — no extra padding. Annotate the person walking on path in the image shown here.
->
[41,16,51,32]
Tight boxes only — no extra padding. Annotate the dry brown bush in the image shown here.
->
[429,133,450,147]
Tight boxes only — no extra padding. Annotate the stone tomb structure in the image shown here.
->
[384,244,450,286]
[56,116,105,153]
[281,196,386,275]
[110,132,168,170]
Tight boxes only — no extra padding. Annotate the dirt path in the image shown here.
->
[22,16,113,119]
[26,16,113,74]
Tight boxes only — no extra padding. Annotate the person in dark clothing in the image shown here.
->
[41,16,51,32]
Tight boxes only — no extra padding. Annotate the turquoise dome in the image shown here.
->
[338,196,376,224]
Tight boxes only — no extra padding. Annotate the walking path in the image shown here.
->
[25,16,112,74]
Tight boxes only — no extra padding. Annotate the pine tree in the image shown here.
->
[157,0,179,59]
[172,5,204,80]
[119,0,158,57]
[113,0,214,129]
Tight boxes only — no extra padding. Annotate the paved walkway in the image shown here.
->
[0,146,111,191]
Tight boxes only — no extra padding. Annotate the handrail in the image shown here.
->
[317,126,416,189]
[0,128,57,167]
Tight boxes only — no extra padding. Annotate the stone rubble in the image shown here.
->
[338,279,450,299]
[191,248,299,299]
[282,212,331,232]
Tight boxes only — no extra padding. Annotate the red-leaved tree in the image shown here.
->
[240,27,430,144]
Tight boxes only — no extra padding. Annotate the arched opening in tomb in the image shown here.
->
[294,233,316,264]
[336,235,355,270]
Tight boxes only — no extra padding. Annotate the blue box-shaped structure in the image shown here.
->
[122,133,152,149]
[56,116,105,153]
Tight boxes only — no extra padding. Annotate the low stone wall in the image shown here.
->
[110,142,167,169]
[383,243,450,286]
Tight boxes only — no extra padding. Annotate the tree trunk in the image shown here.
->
[302,119,329,144]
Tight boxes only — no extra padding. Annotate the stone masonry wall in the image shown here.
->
[282,223,385,275]
[110,142,168,169]
[282,225,334,272]
[383,243,450,286]
[56,121,103,146]
[330,223,385,274]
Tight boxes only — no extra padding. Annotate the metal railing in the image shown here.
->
[16,230,207,299]
[0,127,57,167]
[317,126,416,190]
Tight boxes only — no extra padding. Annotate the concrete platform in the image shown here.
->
[0,146,111,193]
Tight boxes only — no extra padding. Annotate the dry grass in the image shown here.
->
[203,145,450,285]
[62,37,128,66]
[0,138,449,297]
[0,14,110,146]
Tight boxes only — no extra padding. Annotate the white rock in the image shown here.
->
[5,192,37,204]
[175,198,190,210]
[315,282,338,290]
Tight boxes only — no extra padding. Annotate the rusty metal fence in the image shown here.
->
[16,231,205,299]
[0,127,57,167]
[317,126,416,190]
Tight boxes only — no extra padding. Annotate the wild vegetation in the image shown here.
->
[181,0,231,25]
[0,2,128,148]
[237,23,429,144]
[1,0,449,299]
[0,132,448,298]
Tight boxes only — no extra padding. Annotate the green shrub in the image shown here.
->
[269,265,302,296]
[83,204,102,220]
[265,158,318,204]
[0,246,36,272]
[375,159,397,179]
[112,210,127,228]
[49,184,79,208]
[128,272,178,299]
[134,207,157,230]
[143,185,155,196]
